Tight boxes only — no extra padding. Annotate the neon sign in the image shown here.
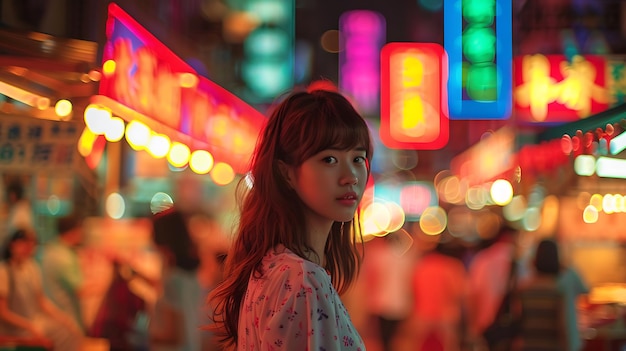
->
[339,10,385,116]
[241,0,295,101]
[513,54,609,124]
[380,42,449,150]
[443,0,512,119]
[96,3,266,173]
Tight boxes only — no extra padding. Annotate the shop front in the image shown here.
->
[0,25,100,241]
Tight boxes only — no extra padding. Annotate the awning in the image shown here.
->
[0,27,100,121]
[537,103,626,142]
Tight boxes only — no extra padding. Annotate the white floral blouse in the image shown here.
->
[238,247,365,351]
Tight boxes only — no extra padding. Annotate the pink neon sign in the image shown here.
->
[339,10,386,116]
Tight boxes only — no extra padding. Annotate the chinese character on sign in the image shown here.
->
[514,54,610,123]
[55,144,74,165]
[553,55,609,117]
[27,125,43,140]
[7,125,21,140]
[609,61,626,105]
[31,143,52,163]
[0,143,14,162]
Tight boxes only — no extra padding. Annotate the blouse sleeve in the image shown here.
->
[259,266,347,351]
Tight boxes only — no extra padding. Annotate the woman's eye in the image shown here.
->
[323,156,337,164]
[354,156,367,164]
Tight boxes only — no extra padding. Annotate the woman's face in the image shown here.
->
[285,147,368,229]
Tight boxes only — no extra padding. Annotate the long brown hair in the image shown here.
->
[207,89,373,347]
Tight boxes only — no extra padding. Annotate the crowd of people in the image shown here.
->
[0,89,594,351]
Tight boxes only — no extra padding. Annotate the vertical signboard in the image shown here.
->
[380,42,449,150]
[241,0,295,101]
[339,10,386,116]
[444,0,512,119]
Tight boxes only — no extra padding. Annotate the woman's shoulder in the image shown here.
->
[260,248,329,288]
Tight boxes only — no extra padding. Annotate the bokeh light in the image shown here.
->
[189,150,214,174]
[105,192,126,219]
[419,206,447,235]
[150,192,174,214]
[210,162,236,186]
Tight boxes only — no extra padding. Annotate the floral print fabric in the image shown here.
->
[238,247,365,351]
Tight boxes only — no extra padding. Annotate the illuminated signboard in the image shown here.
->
[513,54,609,124]
[0,116,80,172]
[95,3,266,173]
[339,10,386,116]
[242,0,295,101]
[607,58,626,106]
[443,0,512,119]
[380,42,449,150]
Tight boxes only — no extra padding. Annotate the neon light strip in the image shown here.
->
[596,156,626,179]
[0,80,49,108]
[443,0,512,119]
[610,131,626,155]
[574,155,595,176]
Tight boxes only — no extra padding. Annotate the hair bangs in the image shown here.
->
[296,103,371,164]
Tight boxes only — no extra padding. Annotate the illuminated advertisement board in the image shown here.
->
[513,54,610,124]
[380,42,449,150]
[339,10,386,116]
[444,0,512,120]
[95,3,266,174]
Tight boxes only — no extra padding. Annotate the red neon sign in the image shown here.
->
[380,42,449,150]
[514,54,610,124]
[96,3,266,173]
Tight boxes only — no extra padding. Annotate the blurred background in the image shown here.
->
[0,0,626,350]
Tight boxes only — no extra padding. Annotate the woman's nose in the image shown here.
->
[341,171,359,186]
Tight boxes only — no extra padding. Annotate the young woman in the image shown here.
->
[208,89,373,350]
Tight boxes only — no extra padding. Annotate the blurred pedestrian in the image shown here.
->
[514,239,567,351]
[557,264,589,351]
[3,181,33,244]
[516,238,589,351]
[208,88,372,350]
[0,229,82,350]
[393,241,469,351]
[89,259,147,351]
[149,206,204,351]
[40,214,87,332]
[467,224,518,350]
[361,235,414,351]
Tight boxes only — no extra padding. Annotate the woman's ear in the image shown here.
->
[277,160,294,189]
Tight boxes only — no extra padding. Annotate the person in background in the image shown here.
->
[207,88,373,350]
[515,239,567,351]
[557,263,589,351]
[467,224,518,349]
[520,238,589,351]
[360,235,414,351]
[40,214,87,332]
[149,206,203,351]
[394,241,469,351]
[0,229,82,350]
[3,181,33,243]
[89,258,147,351]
